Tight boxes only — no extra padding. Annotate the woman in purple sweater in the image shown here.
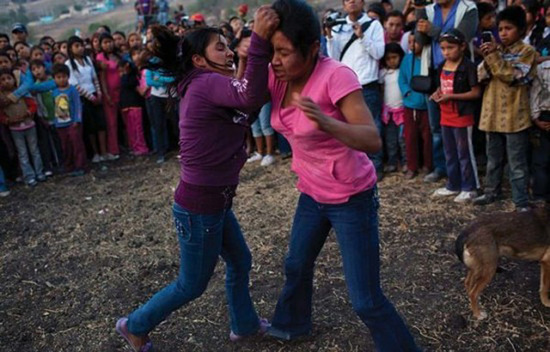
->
[115,8,279,352]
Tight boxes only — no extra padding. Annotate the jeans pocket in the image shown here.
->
[174,212,193,243]
[199,213,224,237]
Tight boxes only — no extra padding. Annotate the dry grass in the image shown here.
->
[0,154,549,351]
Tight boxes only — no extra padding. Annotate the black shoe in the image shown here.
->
[473,193,496,206]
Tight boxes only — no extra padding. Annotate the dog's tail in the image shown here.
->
[455,230,469,264]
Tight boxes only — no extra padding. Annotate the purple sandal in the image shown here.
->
[229,318,271,342]
[115,317,153,352]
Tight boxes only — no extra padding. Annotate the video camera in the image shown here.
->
[323,11,347,28]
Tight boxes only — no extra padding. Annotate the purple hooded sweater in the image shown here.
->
[174,33,271,213]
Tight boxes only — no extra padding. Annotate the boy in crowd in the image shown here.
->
[51,64,87,176]
[474,6,537,212]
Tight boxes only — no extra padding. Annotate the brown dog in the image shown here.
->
[455,206,550,319]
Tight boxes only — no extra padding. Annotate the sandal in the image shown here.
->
[115,317,153,352]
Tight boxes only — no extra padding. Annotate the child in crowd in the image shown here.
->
[430,29,481,203]
[246,102,276,166]
[474,6,537,211]
[30,46,52,73]
[380,42,406,173]
[52,52,68,65]
[0,69,45,186]
[530,57,550,203]
[29,59,60,176]
[521,0,545,47]
[51,64,87,176]
[536,4,550,61]
[66,36,112,162]
[474,2,499,64]
[127,33,143,50]
[96,33,122,159]
[118,59,149,156]
[398,32,432,179]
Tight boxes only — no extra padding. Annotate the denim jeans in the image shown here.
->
[149,96,170,157]
[362,86,383,172]
[0,165,7,192]
[127,203,260,336]
[532,128,550,201]
[384,120,406,167]
[441,126,479,192]
[11,127,44,183]
[426,97,446,175]
[251,102,274,137]
[484,131,529,207]
[271,189,419,351]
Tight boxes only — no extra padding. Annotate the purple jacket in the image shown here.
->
[176,33,271,190]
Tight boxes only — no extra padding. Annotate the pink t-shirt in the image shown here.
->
[269,56,377,204]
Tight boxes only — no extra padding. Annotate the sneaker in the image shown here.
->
[156,156,165,164]
[433,187,459,197]
[247,152,262,163]
[0,190,10,197]
[44,170,53,177]
[105,153,119,161]
[384,164,397,173]
[267,325,311,341]
[36,175,46,182]
[424,170,444,183]
[516,206,530,213]
[92,154,102,163]
[260,154,275,166]
[27,179,38,187]
[454,191,477,203]
[229,318,270,342]
[404,170,417,180]
[473,193,496,206]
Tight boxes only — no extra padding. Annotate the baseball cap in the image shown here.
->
[191,13,205,23]
[12,23,27,34]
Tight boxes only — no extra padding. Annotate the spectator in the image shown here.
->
[367,2,387,22]
[415,0,478,183]
[326,0,386,179]
[11,23,28,45]
[521,0,544,47]
[0,34,10,51]
[473,2,499,63]
[473,6,536,212]
[385,10,405,45]
[157,0,170,25]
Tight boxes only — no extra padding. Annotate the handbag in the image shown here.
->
[410,36,436,94]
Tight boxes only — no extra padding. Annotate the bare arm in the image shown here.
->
[293,90,382,153]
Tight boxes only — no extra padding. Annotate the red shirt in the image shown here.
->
[439,70,474,128]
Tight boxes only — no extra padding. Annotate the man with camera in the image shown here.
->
[414,0,478,182]
[325,0,386,179]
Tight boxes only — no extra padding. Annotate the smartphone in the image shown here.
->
[481,31,493,44]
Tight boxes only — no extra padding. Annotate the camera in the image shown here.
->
[241,28,252,39]
[481,31,493,44]
[323,11,347,28]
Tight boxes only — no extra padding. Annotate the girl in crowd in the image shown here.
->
[265,1,419,351]
[380,42,406,173]
[115,8,280,351]
[96,33,122,158]
[66,36,112,162]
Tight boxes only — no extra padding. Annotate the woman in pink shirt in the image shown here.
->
[96,33,122,158]
[266,1,419,351]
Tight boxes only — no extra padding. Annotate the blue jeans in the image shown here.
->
[271,189,419,351]
[251,103,274,137]
[127,203,260,336]
[532,128,550,201]
[149,96,170,157]
[442,126,479,192]
[384,120,406,167]
[0,165,7,192]
[484,131,530,207]
[11,127,44,183]
[426,97,446,175]
[362,86,383,172]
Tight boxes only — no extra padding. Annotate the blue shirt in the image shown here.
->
[432,0,460,67]
[52,85,82,128]
[398,53,428,110]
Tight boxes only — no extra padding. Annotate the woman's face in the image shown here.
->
[196,34,235,77]
[271,30,317,82]
[71,42,85,57]
[101,38,114,54]
[15,44,30,59]
[0,56,11,70]
[53,53,67,64]
[60,42,68,55]
[92,37,101,52]
[128,35,142,49]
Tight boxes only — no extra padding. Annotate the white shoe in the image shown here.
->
[432,187,459,197]
[105,153,119,161]
[260,154,276,166]
[454,191,477,203]
[92,154,101,163]
[0,190,10,197]
[247,152,262,163]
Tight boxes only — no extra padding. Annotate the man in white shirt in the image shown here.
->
[326,0,386,178]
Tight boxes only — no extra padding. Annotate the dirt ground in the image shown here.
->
[1,154,549,352]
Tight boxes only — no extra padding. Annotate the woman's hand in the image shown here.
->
[292,93,328,130]
[534,119,550,131]
[253,5,280,40]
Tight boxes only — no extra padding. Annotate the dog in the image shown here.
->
[455,206,550,319]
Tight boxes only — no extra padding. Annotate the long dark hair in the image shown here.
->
[148,25,225,92]
[67,36,92,73]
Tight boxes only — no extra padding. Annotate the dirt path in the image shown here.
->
[1,154,549,351]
